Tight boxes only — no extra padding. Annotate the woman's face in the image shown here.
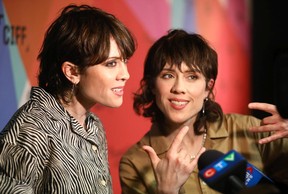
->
[154,63,209,124]
[77,38,130,108]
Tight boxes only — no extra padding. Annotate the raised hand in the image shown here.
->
[248,102,288,144]
[142,126,206,194]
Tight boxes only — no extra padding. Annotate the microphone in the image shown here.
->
[245,162,274,187]
[198,150,274,194]
[198,149,246,193]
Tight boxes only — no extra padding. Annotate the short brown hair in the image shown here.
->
[133,29,223,134]
[38,4,136,101]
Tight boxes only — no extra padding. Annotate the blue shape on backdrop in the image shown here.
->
[0,1,18,130]
[172,0,196,33]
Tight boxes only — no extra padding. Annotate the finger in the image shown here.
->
[249,121,284,132]
[249,125,276,133]
[261,114,283,126]
[258,130,288,144]
[258,134,280,144]
[169,126,189,152]
[187,147,206,172]
[191,147,206,163]
[142,145,161,169]
[248,102,278,115]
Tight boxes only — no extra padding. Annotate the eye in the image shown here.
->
[187,74,198,80]
[104,58,128,67]
[161,73,174,79]
[105,60,117,67]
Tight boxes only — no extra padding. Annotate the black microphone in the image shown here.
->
[198,149,246,193]
[198,150,275,194]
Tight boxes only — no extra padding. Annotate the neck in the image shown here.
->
[157,121,207,158]
[159,118,196,138]
[60,98,88,128]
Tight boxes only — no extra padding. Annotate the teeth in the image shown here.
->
[112,88,122,92]
[171,100,188,105]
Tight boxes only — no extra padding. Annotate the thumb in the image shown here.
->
[142,145,160,169]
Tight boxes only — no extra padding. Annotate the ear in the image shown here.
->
[207,79,215,90]
[62,62,80,84]
[205,79,214,97]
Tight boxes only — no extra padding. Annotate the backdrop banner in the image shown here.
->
[0,0,251,193]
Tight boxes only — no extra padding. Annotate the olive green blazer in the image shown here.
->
[120,114,288,194]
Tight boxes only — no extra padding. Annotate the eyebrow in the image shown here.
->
[162,67,198,73]
[106,56,122,60]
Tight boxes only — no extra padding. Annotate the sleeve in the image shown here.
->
[257,132,288,188]
[119,147,157,194]
[248,116,288,188]
[0,140,36,194]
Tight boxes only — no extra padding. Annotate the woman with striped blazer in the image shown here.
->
[0,4,136,194]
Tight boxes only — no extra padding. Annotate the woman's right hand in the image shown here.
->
[142,126,205,194]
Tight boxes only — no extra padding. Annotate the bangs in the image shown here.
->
[157,36,206,73]
[143,30,217,82]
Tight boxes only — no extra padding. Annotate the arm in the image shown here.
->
[248,102,288,144]
[0,141,36,194]
[120,155,152,194]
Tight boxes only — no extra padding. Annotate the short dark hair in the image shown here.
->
[38,4,136,101]
[133,29,223,134]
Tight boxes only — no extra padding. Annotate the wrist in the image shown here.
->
[157,187,180,194]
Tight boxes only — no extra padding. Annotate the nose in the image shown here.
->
[171,78,185,94]
[117,62,130,81]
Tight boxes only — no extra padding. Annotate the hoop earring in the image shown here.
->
[68,82,77,102]
[202,97,209,115]
[71,83,76,95]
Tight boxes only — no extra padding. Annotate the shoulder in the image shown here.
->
[208,113,261,138]
[1,102,41,135]
[223,113,261,127]
[0,100,55,154]
[209,113,261,130]
[120,132,150,164]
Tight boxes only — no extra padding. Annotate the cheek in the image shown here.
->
[153,88,166,109]
[81,76,97,89]
[79,75,103,96]
[187,85,208,106]
[154,90,162,104]
[154,80,170,94]
[187,84,205,96]
[154,85,167,101]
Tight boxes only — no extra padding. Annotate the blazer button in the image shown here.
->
[92,145,98,151]
[100,179,106,186]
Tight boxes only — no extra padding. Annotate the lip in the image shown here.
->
[169,98,189,110]
[112,86,124,96]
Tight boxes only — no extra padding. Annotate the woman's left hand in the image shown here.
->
[142,126,205,194]
[248,102,288,144]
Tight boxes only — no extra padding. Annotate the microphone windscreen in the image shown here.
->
[198,149,247,193]
[198,149,224,170]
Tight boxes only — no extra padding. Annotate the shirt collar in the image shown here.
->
[30,86,69,121]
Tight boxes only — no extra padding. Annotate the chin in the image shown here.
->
[108,101,123,108]
[112,104,122,108]
[169,118,189,124]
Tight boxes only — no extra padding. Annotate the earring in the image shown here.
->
[68,82,77,102]
[71,82,76,95]
[202,97,209,115]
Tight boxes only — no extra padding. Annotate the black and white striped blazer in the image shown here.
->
[0,87,112,194]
